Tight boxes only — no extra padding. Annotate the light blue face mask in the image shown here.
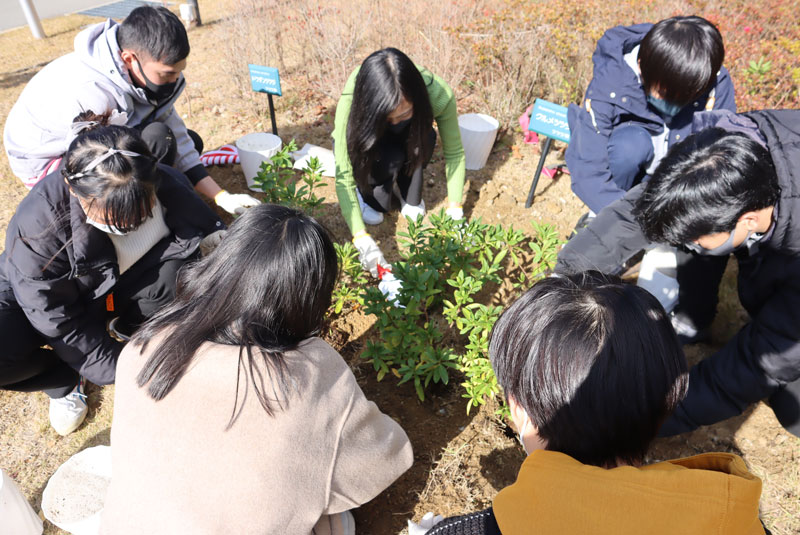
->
[685,229,753,257]
[647,95,683,117]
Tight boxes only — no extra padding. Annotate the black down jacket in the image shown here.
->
[0,164,223,385]
[556,109,800,432]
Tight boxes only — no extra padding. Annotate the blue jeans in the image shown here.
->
[607,124,654,192]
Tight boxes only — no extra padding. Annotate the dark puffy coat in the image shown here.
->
[566,23,736,213]
[0,165,223,385]
[557,110,800,432]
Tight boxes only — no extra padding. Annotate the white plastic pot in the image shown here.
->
[42,445,112,535]
[235,133,283,191]
[458,113,499,170]
[0,469,43,534]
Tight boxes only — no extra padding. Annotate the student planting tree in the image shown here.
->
[3,6,259,215]
[332,48,467,277]
[0,116,223,436]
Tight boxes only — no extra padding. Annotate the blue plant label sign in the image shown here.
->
[528,98,570,143]
[248,64,282,96]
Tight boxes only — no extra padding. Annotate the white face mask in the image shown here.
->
[85,216,131,236]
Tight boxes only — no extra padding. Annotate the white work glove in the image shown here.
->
[215,190,260,215]
[401,199,426,221]
[378,270,404,307]
[408,512,445,535]
[353,231,389,278]
[199,229,227,256]
[445,204,464,221]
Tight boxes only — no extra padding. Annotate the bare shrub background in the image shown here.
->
[219,0,798,126]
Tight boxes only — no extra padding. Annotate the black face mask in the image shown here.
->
[387,118,412,134]
[134,57,179,103]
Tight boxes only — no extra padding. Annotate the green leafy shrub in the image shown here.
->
[331,242,368,315]
[252,139,326,216]
[361,212,560,410]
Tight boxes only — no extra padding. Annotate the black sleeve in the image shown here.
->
[427,508,502,535]
[555,183,650,275]
[4,201,123,385]
[183,163,210,185]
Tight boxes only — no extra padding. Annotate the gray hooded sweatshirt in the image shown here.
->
[3,19,205,187]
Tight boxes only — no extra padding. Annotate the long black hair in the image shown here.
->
[27,114,157,271]
[62,118,159,233]
[132,204,338,424]
[346,48,434,192]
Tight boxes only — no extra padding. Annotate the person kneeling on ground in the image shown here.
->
[100,204,413,534]
[0,116,223,436]
[566,15,735,231]
[3,5,258,215]
[332,47,467,277]
[416,272,766,535]
[556,110,800,438]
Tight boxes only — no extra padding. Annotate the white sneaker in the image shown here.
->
[356,190,384,225]
[49,379,88,436]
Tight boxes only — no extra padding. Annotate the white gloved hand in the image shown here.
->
[401,199,426,221]
[378,271,404,307]
[353,232,389,278]
[445,204,464,221]
[199,229,227,256]
[407,512,445,535]
[215,190,260,215]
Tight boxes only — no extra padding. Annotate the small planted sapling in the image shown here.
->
[252,139,326,216]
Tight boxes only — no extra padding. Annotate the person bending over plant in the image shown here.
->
[332,47,466,278]
[101,204,412,534]
[411,272,766,535]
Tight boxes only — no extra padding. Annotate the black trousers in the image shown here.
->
[140,123,204,166]
[0,256,192,398]
[359,129,436,213]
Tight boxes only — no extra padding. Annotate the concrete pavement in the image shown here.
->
[0,0,108,32]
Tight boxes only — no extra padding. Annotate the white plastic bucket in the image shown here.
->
[235,133,283,191]
[42,445,112,535]
[179,3,197,22]
[458,113,499,170]
[0,469,43,534]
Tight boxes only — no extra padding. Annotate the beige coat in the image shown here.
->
[100,337,412,534]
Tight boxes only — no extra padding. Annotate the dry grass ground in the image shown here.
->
[0,2,798,534]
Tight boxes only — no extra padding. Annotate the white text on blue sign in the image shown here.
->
[248,64,282,96]
[528,99,570,143]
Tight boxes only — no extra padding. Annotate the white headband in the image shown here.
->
[68,147,146,180]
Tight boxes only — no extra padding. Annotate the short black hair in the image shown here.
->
[117,6,190,65]
[639,16,724,106]
[489,272,687,467]
[634,128,779,246]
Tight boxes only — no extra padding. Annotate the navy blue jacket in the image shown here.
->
[557,110,800,433]
[0,165,224,385]
[565,23,736,213]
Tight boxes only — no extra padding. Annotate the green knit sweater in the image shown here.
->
[332,65,466,235]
